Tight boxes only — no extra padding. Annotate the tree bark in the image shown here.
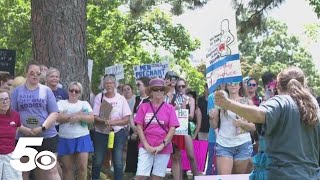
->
[31,0,89,100]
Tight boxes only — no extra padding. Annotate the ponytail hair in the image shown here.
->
[278,67,318,126]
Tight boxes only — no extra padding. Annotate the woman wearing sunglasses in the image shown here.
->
[171,78,199,179]
[135,78,179,180]
[215,67,320,179]
[56,82,94,180]
[11,62,61,180]
[210,82,256,175]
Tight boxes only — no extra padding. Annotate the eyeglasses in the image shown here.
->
[247,83,257,87]
[227,82,239,86]
[177,85,186,89]
[152,87,165,92]
[29,71,41,76]
[0,97,9,103]
[69,89,80,94]
[170,76,178,81]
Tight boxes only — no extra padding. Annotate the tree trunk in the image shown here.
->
[31,0,89,100]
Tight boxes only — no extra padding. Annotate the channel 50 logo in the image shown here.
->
[10,137,57,171]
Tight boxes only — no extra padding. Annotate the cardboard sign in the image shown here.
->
[105,64,124,80]
[133,62,169,79]
[205,2,242,93]
[99,99,113,120]
[0,49,16,75]
[175,109,189,135]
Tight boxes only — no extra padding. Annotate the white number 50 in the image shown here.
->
[10,137,57,171]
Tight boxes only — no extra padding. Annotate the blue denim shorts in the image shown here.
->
[216,141,253,160]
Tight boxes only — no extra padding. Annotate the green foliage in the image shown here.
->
[240,19,320,95]
[86,0,201,93]
[309,0,320,18]
[0,0,31,75]
[304,23,320,42]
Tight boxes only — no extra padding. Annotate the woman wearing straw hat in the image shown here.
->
[135,78,180,180]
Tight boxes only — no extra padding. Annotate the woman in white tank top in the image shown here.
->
[211,82,256,175]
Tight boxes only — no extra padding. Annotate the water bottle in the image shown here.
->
[80,108,89,127]
[108,129,115,149]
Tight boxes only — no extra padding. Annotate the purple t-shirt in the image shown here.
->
[11,84,59,138]
[134,102,180,154]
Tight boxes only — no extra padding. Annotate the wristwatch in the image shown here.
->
[162,140,167,146]
[41,125,47,132]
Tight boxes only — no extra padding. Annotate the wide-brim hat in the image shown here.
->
[145,78,170,96]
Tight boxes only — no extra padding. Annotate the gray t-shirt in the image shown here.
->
[259,95,320,180]
[11,84,59,138]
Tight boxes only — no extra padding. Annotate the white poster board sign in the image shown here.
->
[205,2,242,93]
[175,109,189,135]
[133,62,169,79]
[105,64,124,80]
[88,59,93,82]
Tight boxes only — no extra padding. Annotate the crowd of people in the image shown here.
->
[0,61,320,180]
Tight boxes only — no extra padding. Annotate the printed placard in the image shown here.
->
[175,109,189,135]
[133,62,169,79]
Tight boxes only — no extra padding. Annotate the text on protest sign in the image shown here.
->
[205,3,242,93]
[175,109,189,135]
[133,62,169,79]
[0,49,16,76]
[105,64,124,80]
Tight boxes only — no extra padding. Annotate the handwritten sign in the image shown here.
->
[0,49,16,75]
[105,64,124,80]
[133,62,169,79]
[175,109,189,135]
[205,4,242,93]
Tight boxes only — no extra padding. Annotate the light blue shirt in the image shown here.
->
[207,93,216,143]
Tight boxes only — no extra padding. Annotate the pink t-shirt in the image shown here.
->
[134,102,180,154]
[93,92,132,134]
[0,110,21,154]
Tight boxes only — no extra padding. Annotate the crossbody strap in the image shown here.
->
[143,102,166,132]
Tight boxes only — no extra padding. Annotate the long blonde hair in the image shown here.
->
[278,67,318,126]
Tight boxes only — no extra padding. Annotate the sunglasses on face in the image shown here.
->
[177,85,186,89]
[152,87,165,92]
[227,82,239,86]
[69,89,80,94]
[29,71,41,76]
[247,83,257,87]
[170,77,178,81]
[0,97,9,103]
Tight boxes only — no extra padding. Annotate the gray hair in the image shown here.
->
[68,81,83,95]
[46,68,60,79]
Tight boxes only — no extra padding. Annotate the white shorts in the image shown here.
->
[0,153,23,180]
[136,147,170,177]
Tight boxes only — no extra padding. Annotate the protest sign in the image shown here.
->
[0,49,16,75]
[175,109,189,135]
[105,64,124,80]
[88,59,93,82]
[133,62,169,79]
[205,2,242,93]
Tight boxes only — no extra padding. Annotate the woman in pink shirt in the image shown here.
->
[135,78,180,180]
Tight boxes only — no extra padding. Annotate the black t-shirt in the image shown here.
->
[198,95,209,133]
